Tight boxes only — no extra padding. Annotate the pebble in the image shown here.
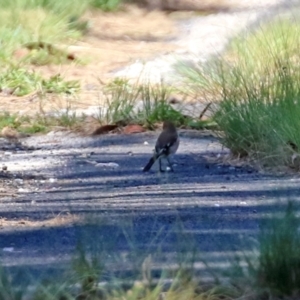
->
[14,178,23,184]
[18,188,30,193]
[3,247,14,252]
[95,162,119,169]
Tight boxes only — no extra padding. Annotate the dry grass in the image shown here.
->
[0,213,82,231]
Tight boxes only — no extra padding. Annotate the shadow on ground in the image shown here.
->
[0,132,299,285]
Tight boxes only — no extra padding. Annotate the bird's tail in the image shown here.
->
[143,157,156,172]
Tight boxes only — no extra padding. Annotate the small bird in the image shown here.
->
[143,121,179,172]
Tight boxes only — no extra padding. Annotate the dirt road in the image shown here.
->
[0,131,298,284]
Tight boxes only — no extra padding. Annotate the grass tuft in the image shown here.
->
[98,78,190,129]
[181,17,300,170]
[257,202,300,297]
[0,68,79,96]
[2,205,300,299]
[0,1,88,65]
[90,0,122,11]
[226,201,300,299]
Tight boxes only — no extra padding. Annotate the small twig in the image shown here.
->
[199,102,212,120]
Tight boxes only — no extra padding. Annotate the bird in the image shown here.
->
[143,121,179,172]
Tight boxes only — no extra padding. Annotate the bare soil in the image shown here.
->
[0,5,179,116]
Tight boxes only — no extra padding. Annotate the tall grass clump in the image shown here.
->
[0,0,89,64]
[225,201,300,299]
[256,201,300,297]
[181,17,300,170]
[99,78,187,128]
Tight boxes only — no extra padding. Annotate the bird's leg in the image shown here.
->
[166,157,174,172]
[159,158,165,172]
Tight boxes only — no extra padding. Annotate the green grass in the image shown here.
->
[0,0,132,66]
[0,0,84,100]
[181,17,300,170]
[227,202,300,299]
[0,76,215,135]
[0,0,89,66]
[0,112,49,135]
[0,0,88,134]
[0,0,122,77]
[0,107,84,135]
[0,202,300,299]
[257,202,300,297]
[0,68,79,96]
[90,0,122,11]
[97,78,212,130]
[0,0,123,65]
[21,42,80,66]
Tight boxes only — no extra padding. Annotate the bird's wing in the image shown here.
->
[155,131,178,156]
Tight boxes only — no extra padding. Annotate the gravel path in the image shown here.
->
[0,131,299,284]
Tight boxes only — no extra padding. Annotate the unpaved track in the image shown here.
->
[0,131,299,284]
